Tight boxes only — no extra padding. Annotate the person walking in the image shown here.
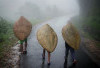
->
[65,42,77,64]
[42,49,51,65]
[19,38,27,54]
[37,24,58,66]
[62,21,81,65]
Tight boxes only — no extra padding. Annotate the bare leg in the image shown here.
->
[20,44,23,53]
[42,49,45,59]
[48,52,50,65]
[23,41,27,54]
[25,41,27,51]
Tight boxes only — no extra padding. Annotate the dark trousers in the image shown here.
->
[65,42,75,61]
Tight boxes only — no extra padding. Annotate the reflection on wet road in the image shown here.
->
[20,16,99,68]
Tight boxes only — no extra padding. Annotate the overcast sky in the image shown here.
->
[0,0,80,21]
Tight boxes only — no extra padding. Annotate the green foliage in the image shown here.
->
[0,17,17,67]
[0,16,43,67]
[96,43,100,47]
[72,15,100,41]
[82,16,100,41]
[0,17,12,42]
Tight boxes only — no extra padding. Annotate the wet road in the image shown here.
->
[20,16,99,68]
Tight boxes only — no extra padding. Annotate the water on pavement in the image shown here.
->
[20,16,99,68]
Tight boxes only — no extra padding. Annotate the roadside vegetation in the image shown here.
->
[0,16,45,68]
[77,0,100,48]
[0,16,18,67]
[72,15,100,47]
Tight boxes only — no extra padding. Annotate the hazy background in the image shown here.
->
[0,0,100,68]
[0,0,79,21]
[0,1,80,67]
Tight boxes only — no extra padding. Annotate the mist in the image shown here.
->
[0,0,79,21]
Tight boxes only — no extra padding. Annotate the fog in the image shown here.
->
[0,0,79,21]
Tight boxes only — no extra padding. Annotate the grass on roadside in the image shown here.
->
[71,16,100,47]
[0,17,45,67]
[0,17,18,67]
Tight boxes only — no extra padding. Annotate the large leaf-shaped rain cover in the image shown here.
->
[13,16,32,40]
[37,24,58,53]
[62,23,81,50]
